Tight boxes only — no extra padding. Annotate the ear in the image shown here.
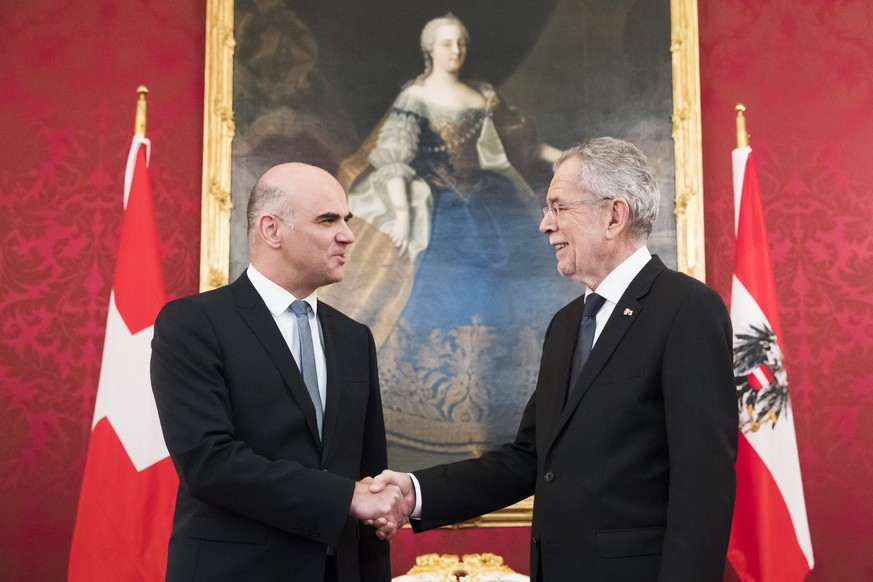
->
[604,198,631,240]
[258,214,283,249]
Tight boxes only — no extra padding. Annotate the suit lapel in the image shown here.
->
[232,273,322,447]
[317,302,342,456]
[548,296,585,419]
[549,256,668,447]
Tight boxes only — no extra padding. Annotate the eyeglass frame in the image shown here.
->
[542,197,614,219]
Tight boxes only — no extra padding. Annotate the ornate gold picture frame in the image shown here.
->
[200,0,705,526]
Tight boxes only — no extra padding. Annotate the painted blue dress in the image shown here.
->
[343,84,578,467]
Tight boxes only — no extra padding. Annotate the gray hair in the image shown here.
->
[246,182,292,243]
[554,137,660,241]
[416,14,469,84]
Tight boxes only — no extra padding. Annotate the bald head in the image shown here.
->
[246,162,354,296]
[247,163,343,242]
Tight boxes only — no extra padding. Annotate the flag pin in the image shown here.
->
[623,308,633,316]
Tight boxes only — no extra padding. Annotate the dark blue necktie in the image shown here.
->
[290,300,323,438]
[568,293,606,395]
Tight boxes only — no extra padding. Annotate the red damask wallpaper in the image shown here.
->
[0,2,204,578]
[1,1,871,580]
[699,1,873,580]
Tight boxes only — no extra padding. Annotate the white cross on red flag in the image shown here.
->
[68,135,178,580]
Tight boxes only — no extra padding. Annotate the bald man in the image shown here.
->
[151,164,401,582]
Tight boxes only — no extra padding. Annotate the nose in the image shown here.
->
[539,211,555,234]
[338,220,355,245]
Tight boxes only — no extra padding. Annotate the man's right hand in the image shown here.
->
[368,470,416,538]
[349,478,408,540]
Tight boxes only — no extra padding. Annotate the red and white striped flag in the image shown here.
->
[68,135,178,580]
[727,142,813,581]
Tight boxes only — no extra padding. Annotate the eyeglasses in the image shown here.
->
[542,197,613,219]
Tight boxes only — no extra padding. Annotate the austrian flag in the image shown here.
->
[727,140,813,581]
[747,364,774,392]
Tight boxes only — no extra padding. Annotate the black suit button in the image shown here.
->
[544,471,555,483]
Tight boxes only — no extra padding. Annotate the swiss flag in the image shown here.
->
[727,146,813,581]
[68,137,178,580]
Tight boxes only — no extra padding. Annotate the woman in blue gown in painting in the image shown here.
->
[331,14,576,467]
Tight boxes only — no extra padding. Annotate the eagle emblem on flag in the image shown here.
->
[733,323,789,433]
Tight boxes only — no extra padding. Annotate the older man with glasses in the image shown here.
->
[371,137,738,582]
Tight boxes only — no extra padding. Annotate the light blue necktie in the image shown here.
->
[290,300,323,438]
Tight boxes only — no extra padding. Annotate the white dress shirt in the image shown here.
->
[247,265,327,410]
[584,245,652,347]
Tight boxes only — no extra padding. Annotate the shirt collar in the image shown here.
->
[246,264,319,317]
[587,246,652,305]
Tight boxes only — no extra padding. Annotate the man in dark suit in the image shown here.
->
[371,138,738,581]
[151,163,405,582]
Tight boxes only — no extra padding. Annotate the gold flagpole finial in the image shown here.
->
[135,85,149,137]
[736,103,749,149]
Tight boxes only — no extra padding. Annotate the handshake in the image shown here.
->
[349,470,415,540]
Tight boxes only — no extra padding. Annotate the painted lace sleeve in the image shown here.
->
[368,96,422,184]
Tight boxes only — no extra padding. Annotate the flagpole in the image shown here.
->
[735,103,749,149]
[728,102,815,580]
[135,85,148,137]
[69,83,177,582]
[125,87,151,207]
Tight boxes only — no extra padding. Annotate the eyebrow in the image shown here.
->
[316,211,354,221]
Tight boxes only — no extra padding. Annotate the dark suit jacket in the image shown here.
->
[412,256,738,582]
[151,273,390,582]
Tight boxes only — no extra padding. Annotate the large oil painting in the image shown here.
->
[201,0,705,478]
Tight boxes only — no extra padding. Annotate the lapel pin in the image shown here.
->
[623,308,633,316]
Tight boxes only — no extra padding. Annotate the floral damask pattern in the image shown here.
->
[2,1,873,580]
[380,316,542,457]
[0,3,204,579]
[700,2,873,579]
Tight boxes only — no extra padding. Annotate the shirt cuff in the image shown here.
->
[409,472,423,519]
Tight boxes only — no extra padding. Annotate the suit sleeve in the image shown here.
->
[409,315,564,530]
[658,286,738,581]
[357,327,391,581]
[150,298,356,547]
[412,399,538,531]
